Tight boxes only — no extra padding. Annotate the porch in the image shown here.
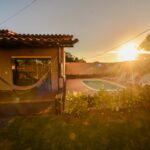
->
[0,89,64,116]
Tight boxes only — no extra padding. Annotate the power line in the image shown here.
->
[0,0,38,26]
[86,27,150,60]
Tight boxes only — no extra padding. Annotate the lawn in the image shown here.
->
[0,85,150,150]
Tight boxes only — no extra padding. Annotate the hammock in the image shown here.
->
[0,71,50,91]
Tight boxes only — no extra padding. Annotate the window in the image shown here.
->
[12,57,51,91]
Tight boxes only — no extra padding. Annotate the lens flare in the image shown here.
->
[118,42,139,61]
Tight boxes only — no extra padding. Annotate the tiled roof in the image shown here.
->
[0,29,78,48]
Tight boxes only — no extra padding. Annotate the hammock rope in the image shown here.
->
[0,71,50,91]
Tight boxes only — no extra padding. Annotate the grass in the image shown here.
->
[0,108,150,150]
[0,85,150,150]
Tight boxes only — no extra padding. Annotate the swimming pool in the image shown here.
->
[82,79,125,91]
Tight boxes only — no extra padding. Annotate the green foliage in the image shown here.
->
[140,34,150,51]
[65,52,86,63]
[0,86,150,150]
[66,85,150,115]
[66,92,89,116]
[0,109,150,150]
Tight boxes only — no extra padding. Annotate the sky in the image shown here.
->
[0,0,150,62]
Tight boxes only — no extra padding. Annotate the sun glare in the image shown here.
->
[118,42,139,61]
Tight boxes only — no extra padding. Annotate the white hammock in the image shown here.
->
[0,71,49,91]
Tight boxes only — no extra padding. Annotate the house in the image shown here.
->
[0,29,78,114]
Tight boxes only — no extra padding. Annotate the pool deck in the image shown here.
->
[67,79,97,95]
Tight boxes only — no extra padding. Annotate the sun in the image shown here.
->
[117,42,139,61]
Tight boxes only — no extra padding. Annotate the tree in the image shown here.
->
[65,52,86,63]
[140,35,150,51]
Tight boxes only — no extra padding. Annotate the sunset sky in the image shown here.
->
[0,0,150,62]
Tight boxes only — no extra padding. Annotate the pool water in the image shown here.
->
[82,80,124,91]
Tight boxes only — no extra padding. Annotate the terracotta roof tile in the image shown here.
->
[0,29,78,48]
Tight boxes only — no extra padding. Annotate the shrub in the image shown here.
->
[66,85,150,115]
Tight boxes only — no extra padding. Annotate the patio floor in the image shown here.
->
[66,79,96,95]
